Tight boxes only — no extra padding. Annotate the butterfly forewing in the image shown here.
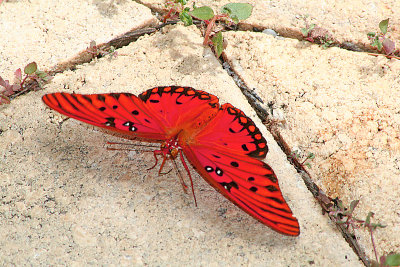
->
[42,92,166,140]
[139,86,220,133]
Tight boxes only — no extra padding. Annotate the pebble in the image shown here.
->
[262,29,277,38]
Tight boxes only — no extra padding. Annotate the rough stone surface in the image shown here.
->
[223,30,400,260]
[0,24,361,265]
[0,0,156,80]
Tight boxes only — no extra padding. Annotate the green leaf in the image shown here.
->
[379,18,389,34]
[367,32,376,38]
[190,6,214,20]
[36,70,49,81]
[179,10,193,26]
[301,24,315,36]
[349,200,359,213]
[24,62,37,75]
[365,212,374,225]
[386,254,400,266]
[212,31,223,58]
[230,14,239,24]
[375,40,383,51]
[301,28,309,36]
[370,222,386,229]
[221,3,252,20]
[336,199,344,210]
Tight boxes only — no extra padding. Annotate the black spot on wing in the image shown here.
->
[269,197,283,204]
[82,95,92,103]
[122,121,137,132]
[249,186,258,192]
[230,161,239,167]
[205,166,214,173]
[98,95,106,102]
[220,181,239,192]
[104,117,115,127]
[215,167,223,176]
[266,185,278,192]
[110,93,120,100]
[265,173,277,183]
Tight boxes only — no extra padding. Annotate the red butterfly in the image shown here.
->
[42,86,300,236]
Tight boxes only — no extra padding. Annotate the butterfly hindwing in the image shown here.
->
[193,103,268,158]
[183,103,300,236]
[183,145,299,236]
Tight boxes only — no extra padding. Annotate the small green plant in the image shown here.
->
[289,149,315,168]
[367,19,399,56]
[301,23,315,37]
[327,199,400,266]
[86,40,118,59]
[301,22,334,49]
[164,1,253,58]
[0,62,49,104]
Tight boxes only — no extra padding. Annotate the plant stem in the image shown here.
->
[19,74,29,88]
[368,52,400,60]
[163,8,175,23]
[368,225,379,263]
[202,14,229,46]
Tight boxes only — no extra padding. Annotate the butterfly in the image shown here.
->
[42,86,300,236]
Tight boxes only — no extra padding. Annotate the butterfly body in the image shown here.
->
[43,86,300,236]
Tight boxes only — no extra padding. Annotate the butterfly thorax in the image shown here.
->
[160,138,180,159]
[165,107,219,147]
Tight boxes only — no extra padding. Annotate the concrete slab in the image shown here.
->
[0,0,156,80]
[0,24,362,265]
[223,30,400,261]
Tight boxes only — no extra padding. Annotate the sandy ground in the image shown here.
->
[1,0,399,265]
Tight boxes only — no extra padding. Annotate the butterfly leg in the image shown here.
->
[157,154,168,175]
[179,150,197,207]
[147,149,162,171]
[171,159,189,194]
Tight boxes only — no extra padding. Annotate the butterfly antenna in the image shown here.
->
[106,141,159,149]
[178,150,197,207]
